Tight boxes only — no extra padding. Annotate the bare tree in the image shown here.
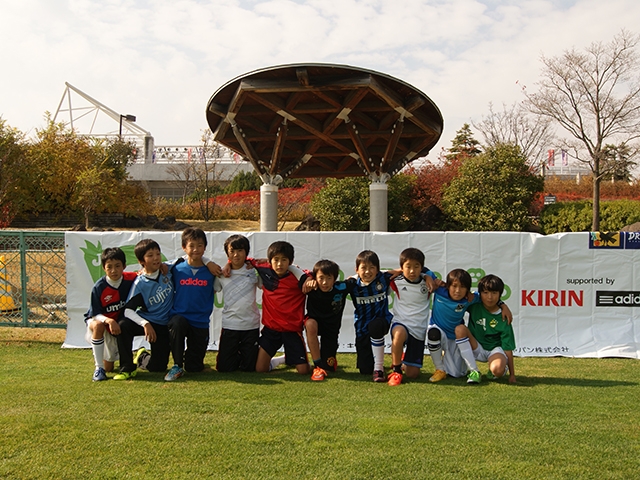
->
[473,102,555,171]
[524,29,640,230]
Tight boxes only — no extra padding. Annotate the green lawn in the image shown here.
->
[1,331,639,479]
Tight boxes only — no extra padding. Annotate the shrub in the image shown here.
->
[540,199,640,234]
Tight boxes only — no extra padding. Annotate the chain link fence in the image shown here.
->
[0,231,68,328]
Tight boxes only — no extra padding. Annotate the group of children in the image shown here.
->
[85,228,516,386]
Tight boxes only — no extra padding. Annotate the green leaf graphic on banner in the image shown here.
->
[80,241,167,282]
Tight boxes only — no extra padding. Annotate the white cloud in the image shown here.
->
[1,0,639,155]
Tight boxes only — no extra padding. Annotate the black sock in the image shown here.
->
[393,364,402,374]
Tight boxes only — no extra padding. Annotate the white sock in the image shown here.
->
[270,355,286,370]
[428,342,445,371]
[91,338,104,368]
[371,337,385,372]
[456,337,478,372]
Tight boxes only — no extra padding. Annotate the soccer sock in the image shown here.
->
[393,364,402,374]
[456,337,478,372]
[428,342,445,371]
[138,351,151,370]
[270,355,286,370]
[91,337,104,368]
[371,337,385,372]
[313,359,322,368]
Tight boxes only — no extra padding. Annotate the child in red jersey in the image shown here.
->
[253,241,310,374]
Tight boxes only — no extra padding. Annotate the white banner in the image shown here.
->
[64,231,640,358]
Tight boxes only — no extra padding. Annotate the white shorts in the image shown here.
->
[428,324,466,378]
[473,344,507,363]
[85,324,119,362]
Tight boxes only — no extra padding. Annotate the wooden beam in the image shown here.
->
[296,68,309,86]
[231,122,266,175]
[269,119,288,175]
[346,122,373,174]
[207,102,226,118]
[381,118,404,171]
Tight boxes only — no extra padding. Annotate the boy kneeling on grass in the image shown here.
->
[114,239,174,380]
[84,247,137,381]
[455,274,516,384]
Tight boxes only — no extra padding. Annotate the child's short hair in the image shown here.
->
[182,227,207,248]
[224,234,250,256]
[134,239,161,263]
[446,268,472,291]
[267,241,294,263]
[313,259,339,279]
[478,274,504,296]
[399,247,424,268]
[355,250,380,270]
[101,247,126,268]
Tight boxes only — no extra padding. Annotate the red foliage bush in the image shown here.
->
[544,176,640,201]
[407,157,463,211]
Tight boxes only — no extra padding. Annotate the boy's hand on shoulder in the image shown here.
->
[466,292,475,303]
[143,323,156,343]
[303,278,317,294]
[500,303,513,324]
[207,261,222,277]
[387,268,402,280]
[159,263,169,275]
[423,275,436,293]
[221,262,232,278]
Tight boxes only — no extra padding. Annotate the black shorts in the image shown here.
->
[392,324,426,368]
[258,326,308,366]
[216,328,259,372]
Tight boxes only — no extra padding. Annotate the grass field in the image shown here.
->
[1,327,639,480]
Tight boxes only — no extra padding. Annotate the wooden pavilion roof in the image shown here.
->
[205,63,443,180]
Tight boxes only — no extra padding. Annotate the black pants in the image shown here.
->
[168,315,209,372]
[117,318,170,373]
[216,328,259,372]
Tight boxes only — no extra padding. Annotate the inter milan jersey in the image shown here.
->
[430,286,479,339]
[349,272,393,338]
[84,271,137,324]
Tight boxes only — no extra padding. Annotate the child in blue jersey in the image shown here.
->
[114,239,174,380]
[427,269,512,384]
[387,248,437,386]
[349,250,395,382]
[84,247,137,381]
[164,228,221,382]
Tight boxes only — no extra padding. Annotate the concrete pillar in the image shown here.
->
[369,178,388,232]
[260,183,279,231]
[144,135,155,164]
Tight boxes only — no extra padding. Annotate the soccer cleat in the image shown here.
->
[164,365,184,382]
[467,370,481,384]
[325,356,338,372]
[92,367,108,382]
[387,371,402,386]
[372,370,386,383]
[113,370,137,380]
[133,347,150,370]
[311,367,327,381]
[429,369,447,383]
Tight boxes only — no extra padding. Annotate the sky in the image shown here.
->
[2,0,639,159]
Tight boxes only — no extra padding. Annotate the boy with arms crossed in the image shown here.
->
[165,228,221,381]
[84,247,137,381]
[387,248,437,386]
[114,239,174,380]
[253,241,310,375]
[455,274,516,383]
[215,234,262,372]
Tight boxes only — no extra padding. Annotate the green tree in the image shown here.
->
[310,174,415,231]
[445,123,482,160]
[602,143,637,182]
[225,170,262,194]
[441,144,544,231]
[525,30,640,230]
[0,119,28,226]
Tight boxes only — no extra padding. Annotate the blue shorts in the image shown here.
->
[259,326,308,366]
